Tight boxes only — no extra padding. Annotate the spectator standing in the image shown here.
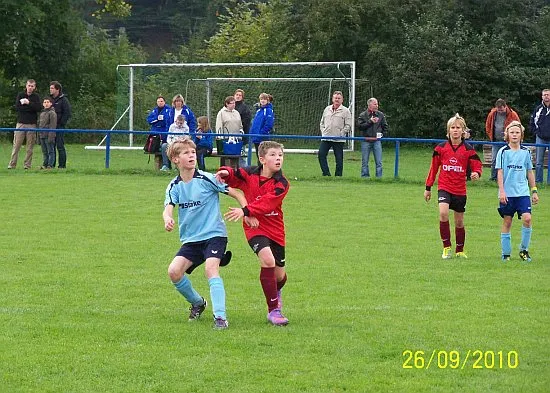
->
[170,94,197,134]
[250,93,275,161]
[49,81,71,169]
[215,96,243,137]
[38,97,57,169]
[357,98,389,178]
[8,79,42,169]
[529,88,550,184]
[234,89,252,144]
[318,90,352,176]
[147,96,173,170]
[485,98,520,181]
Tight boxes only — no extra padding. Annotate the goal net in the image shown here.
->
[96,62,372,151]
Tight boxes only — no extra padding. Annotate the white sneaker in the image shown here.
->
[160,165,169,171]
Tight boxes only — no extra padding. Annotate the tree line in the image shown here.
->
[1,0,549,141]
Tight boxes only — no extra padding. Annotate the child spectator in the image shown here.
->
[496,121,539,261]
[161,114,189,170]
[217,141,290,326]
[163,138,248,330]
[194,116,214,171]
[250,93,275,162]
[38,97,57,169]
[424,114,483,259]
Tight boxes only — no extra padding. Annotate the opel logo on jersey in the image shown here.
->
[443,157,464,172]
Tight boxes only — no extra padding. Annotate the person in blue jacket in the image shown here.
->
[193,116,214,171]
[147,96,173,170]
[250,93,274,162]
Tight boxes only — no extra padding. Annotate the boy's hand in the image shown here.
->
[244,216,259,228]
[470,172,480,181]
[499,190,508,204]
[424,190,431,202]
[215,169,229,182]
[532,193,539,205]
[224,207,244,222]
[164,217,175,232]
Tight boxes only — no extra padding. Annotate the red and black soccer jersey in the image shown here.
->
[425,140,483,196]
[221,166,289,246]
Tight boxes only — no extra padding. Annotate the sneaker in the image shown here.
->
[277,289,282,310]
[455,251,468,259]
[188,298,207,321]
[213,316,229,330]
[160,165,169,171]
[7,166,14,169]
[502,254,511,262]
[441,247,452,259]
[519,250,532,262]
[220,251,232,267]
[267,308,289,326]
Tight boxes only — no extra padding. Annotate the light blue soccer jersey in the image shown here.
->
[495,145,533,197]
[164,170,229,244]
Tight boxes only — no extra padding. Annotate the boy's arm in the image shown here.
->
[163,204,175,232]
[227,187,248,208]
[497,168,507,204]
[468,151,483,180]
[527,170,539,204]
[424,151,440,202]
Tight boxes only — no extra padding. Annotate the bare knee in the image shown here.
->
[522,213,532,227]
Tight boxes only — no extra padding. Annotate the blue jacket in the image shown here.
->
[530,102,550,141]
[147,105,173,143]
[170,106,197,134]
[250,103,274,144]
[193,129,214,151]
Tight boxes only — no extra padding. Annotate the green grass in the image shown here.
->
[0,143,549,392]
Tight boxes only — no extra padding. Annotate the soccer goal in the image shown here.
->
[88,62,372,152]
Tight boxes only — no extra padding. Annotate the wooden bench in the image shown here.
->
[482,144,547,167]
[146,151,242,170]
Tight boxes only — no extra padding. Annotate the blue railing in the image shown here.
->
[1,127,549,178]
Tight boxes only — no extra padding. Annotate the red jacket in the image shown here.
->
[221,165,289,246]
[485,106,520,141]
[425,140,483,196]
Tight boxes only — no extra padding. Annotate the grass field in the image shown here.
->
[1,143,549,392]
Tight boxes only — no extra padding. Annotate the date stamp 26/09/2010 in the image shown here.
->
[402,349,519,370]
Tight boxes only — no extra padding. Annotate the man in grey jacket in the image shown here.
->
[318,91,352,176]
[357,97,389,178]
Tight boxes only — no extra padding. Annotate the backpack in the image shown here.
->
[144,134,161,153]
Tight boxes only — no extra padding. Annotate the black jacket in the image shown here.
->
[15,91,42,124]
[51,93,72,128]
[357,109,389,138]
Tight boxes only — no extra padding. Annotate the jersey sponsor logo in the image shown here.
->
[507,164,524,170]
[179,200,202,209]
[265,211,279,216]
[442,157,464,173]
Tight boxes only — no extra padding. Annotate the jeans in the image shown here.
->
[535,135,550,183]
[196,147,211,171]
[40,137,56,167]
[54,131,66,168]
[318,141,344,176]
[361,140,382,178]
[161,142,172,169]
[490,143,506,180]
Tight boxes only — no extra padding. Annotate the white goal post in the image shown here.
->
[87,61,368,152]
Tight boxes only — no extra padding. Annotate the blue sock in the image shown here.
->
[520,226,532,251]
[501,233,511,256]
[174,276,203,306]
[208,277,226,320]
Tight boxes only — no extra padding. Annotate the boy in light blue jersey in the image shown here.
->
[163,137,248,329]
[495,121,539,262]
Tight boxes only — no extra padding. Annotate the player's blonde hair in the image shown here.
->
[504,120,525,142]
[446,113,467,138]
[258,141,283,158]
[167,137,196,160]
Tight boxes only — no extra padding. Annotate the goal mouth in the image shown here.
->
[89,62,372,152]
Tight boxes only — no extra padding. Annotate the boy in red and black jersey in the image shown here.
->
[424,114,483,259]
[217,141,290,326]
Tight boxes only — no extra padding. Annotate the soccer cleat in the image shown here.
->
[441,247,452,259]
[213,316,229,330]
[267,308,289,326]
[220,251,232,267]
[501,255,511,262]
[188,298,207,321]
[519,250,532,262]
[277,289,283,310]
[455,251,468,259]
